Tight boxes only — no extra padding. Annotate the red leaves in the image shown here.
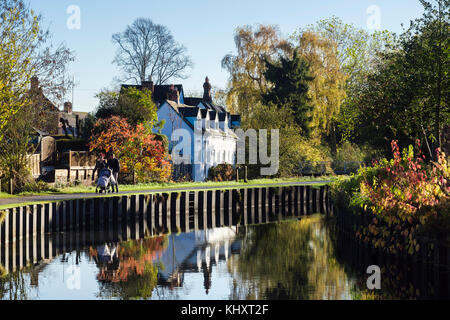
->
[89,116,172,183]
[356,140,449,254]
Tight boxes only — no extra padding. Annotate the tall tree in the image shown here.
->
[302,17,394,143]
[355,0,449,157]
[95,87,159,128]
[294,31,348,149]
[0,0,74,192]
[263,50,314,137]
[112,18,193,85]
[221,24,292,118]
[401,0,449,151]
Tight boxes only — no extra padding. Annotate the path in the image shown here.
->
[0,181,331,207]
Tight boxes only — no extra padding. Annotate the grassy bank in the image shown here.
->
[0,176,336,200]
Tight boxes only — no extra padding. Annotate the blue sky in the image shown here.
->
[29,0,425,112]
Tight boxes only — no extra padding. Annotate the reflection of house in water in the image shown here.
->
[157,227,241,292]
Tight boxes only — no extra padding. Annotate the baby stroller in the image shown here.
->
[96,168,117,193]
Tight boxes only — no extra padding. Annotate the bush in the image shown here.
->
[332,140,450,254]
[208,163,236,182]
[296,140,333,176]
[21,180,58,193]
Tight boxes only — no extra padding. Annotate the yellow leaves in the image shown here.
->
[295,31,347,135]
[0,2,40,141]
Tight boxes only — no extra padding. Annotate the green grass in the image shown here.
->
[0,192,17,199]
[0,176,336,199]
[0,176,338,210]
[58,176,333,194]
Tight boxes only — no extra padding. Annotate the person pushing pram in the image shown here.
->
[96,167,117,193]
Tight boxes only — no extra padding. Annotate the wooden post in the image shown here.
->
[25,206,31,265]
[3,209,10,271]
[305,186,311,215]
[241,189,248,225]
[198,191,206,230]
[278,187,284,220]
[232,189,238,226]
[218,190,225,227]
[172,193,180,234]
[125,196,131,239]
[257,188,262,224]
[129,195,137,239]
[184,192,190,233]
[248,189,255,225]
[208,191,216,228]
[139,195,146,238]
[261,188,268,223]
[225,190,233,226]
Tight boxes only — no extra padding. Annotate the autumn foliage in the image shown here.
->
[332,140,449,254]
[88,116,172,183]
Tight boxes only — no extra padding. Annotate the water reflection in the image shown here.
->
[229,216,354,300]
[0,215,448,300]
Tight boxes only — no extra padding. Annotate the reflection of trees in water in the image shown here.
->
[331,224,449,300]
[0,267,31,300]
[230,216,354,300]
[92,236,168,300]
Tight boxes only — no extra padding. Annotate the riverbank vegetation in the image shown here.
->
[331,140,449,254]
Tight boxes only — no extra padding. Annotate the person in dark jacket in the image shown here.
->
[107,152,120,192]
[92,153,107,181]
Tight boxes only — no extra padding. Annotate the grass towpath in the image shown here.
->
[0,177,335,209]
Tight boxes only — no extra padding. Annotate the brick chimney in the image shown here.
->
[64,101,73,113]
[142,77,154,92]
[167,84,180,104]
[203,76,212,103]
[142,76,155,101]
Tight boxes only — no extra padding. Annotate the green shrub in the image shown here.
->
[208,163,236,182]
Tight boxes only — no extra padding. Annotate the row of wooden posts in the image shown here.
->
[0,185,330,272]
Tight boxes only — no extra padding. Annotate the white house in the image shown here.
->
[122,77,241,181]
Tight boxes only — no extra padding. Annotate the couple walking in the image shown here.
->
[93,152,120,193]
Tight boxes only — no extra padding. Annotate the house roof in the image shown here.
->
[121,84,184,103]
[200,109,209,119]
[218,113,227,121]
[178,106,200,118]
[230,115,241,122]
[209,110,217,120]
[163,100,195,130]
[183,97,203,107]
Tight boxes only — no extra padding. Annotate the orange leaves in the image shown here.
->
[354,140,449,254]
[88,116,172,183]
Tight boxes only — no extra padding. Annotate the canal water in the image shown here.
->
[1,214,448,300]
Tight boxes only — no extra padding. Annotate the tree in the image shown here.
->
[263,50,314,137]
[400,0,449,152]
[294,31,348,149]
[0,0,73,193]
[89,116,172,183]
[112,18,193,85]
[302,16,394,143]
[354,0,449,157]
[0,0,39,140]
[95,87,159,127]
[221,24,292,118]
